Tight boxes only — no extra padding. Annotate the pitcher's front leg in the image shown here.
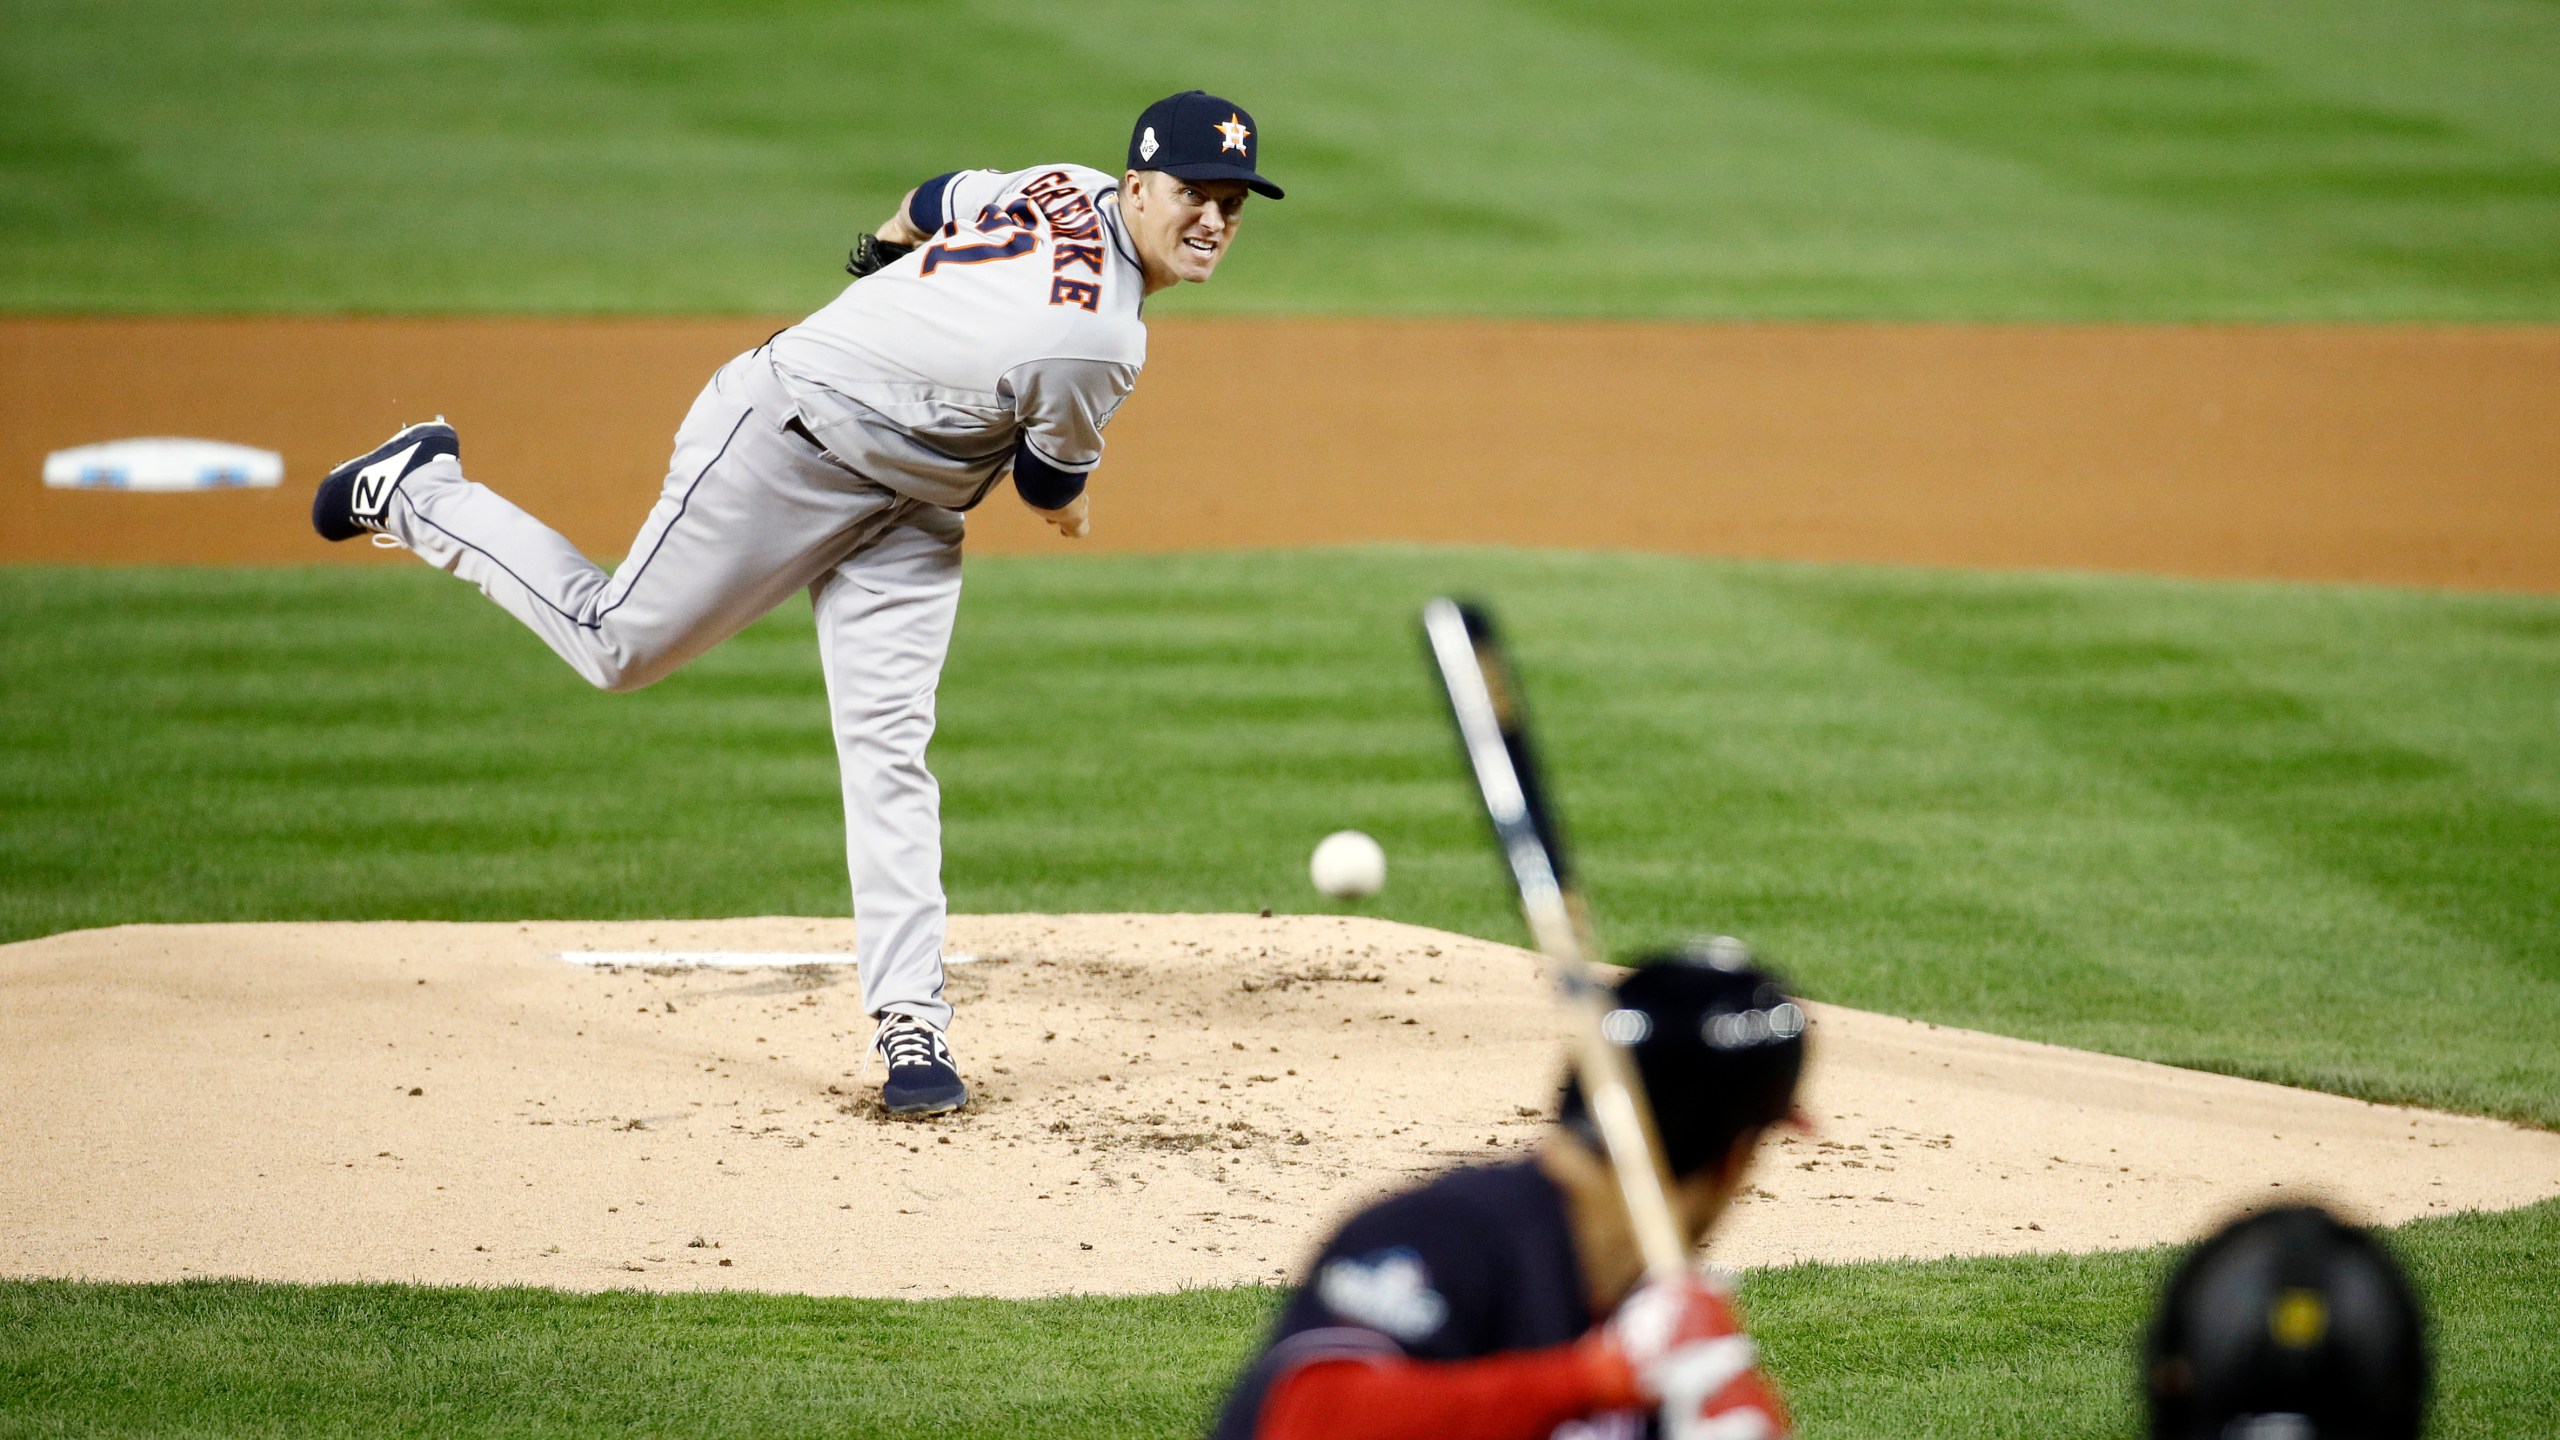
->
[812,506,967,1115]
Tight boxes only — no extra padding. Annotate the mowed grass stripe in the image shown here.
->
[2,552,2554,1130]
[2,0,2556,316]
[0,1281,1274,1439]
[1,1200,2553,1439]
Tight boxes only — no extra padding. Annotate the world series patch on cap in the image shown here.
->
[1129,90,1284,199]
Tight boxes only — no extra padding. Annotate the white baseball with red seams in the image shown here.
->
[1311,830,1388,899]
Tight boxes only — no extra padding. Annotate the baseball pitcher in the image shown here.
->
[310,90,1284,1116]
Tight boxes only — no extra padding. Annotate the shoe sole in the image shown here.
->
[883,1088,969,1118]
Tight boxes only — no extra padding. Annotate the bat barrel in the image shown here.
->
[1422,596,1692,1278]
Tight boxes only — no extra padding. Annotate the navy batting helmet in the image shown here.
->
[1559,939,1808,1178]
[2144,1205,2428,1440]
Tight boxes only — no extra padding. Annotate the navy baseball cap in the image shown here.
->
[1128,90,1283,199]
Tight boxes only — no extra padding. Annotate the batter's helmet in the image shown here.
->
[2144,1205,2428,1440]
[1559,939,1807,1178]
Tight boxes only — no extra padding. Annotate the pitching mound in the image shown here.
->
[4,916,2554,1298]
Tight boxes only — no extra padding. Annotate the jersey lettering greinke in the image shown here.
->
[770,163,1148,511]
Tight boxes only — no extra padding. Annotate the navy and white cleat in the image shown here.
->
[312,418,458,543]
[874,1014,969,1117]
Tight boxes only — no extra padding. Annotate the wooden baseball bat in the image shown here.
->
[1421,597,1690,1279]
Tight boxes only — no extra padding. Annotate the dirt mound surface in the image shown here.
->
[4,916,2553,1298]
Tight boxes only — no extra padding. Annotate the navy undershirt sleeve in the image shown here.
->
[1011,435,1089,510]
[906,172,963,233]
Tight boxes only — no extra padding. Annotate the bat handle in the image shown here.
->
[1567,990,1694,1278]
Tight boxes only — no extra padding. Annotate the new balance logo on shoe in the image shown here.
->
[313,420,458,544]
[351,443,421,519]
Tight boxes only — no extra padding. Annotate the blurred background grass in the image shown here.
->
[3,0,2556,317]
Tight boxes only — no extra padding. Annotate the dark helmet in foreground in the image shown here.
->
[1559,938,1808,1178]
[2145,1204,2428,1440]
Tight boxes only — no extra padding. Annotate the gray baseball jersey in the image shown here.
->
[771,163,1147,511]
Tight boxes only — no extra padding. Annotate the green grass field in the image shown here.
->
[5,1201,2556,1438]
[4,0,2557,318]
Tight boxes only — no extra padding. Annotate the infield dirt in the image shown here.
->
[6,915,2555,1299]
[5,318,2557,591]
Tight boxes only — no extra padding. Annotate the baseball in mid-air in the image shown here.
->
[1309,829,1388,900]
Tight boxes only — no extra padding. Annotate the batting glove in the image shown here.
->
[1605,1272,1790,1440]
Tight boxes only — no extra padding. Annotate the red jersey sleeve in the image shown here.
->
[1250,1337,1640,1440]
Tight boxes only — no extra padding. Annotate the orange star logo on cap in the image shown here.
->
[1215,114,1251,155]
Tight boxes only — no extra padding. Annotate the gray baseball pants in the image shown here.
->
[376,347,963,1030]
